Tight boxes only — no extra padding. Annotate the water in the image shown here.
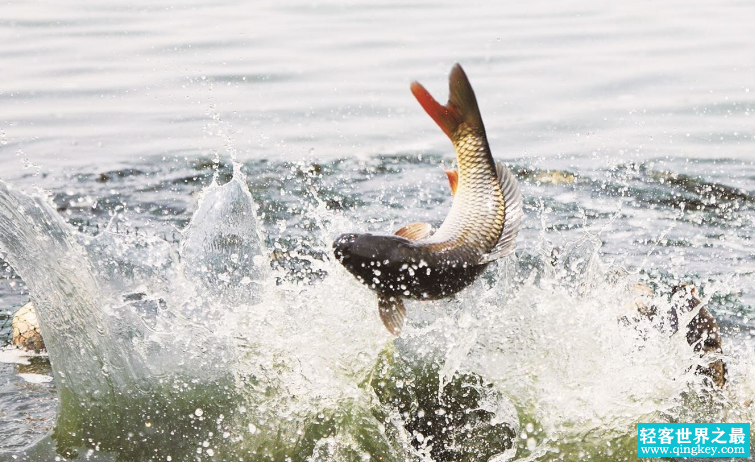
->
[1,0,755,461]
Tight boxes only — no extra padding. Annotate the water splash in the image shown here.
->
[181,164,266,307]
[0,168,402,461]
[1,163,754,462]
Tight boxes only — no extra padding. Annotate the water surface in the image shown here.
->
[1,0,755,460]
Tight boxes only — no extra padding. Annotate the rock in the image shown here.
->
[670,285,727,388]
[12,302,45,353]
[515,167,577,185]
[629,284,727,388]
[534,170,576,185]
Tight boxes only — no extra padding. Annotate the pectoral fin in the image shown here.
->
[445,169,459,195]
[378,294,406,336]
[395,222,433,241]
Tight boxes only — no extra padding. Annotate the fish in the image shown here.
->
[333,63,523,336]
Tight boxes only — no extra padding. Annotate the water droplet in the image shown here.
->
[527,437,537,450]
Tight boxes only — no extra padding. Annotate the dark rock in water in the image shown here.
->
[631,283,727,388]
[670,285,727,388]
[370,343,517,462]
[17,355,52,375]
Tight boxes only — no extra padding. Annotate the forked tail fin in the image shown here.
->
[410,63,486,139]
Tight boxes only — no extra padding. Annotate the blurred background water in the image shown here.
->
[1,0,755,460]
[2,0,754,176]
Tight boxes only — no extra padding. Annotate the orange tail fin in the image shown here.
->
[410,64,486,140]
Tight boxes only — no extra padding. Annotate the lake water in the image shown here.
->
[1,0,755,460]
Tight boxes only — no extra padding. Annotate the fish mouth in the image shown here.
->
[332,233,358,262]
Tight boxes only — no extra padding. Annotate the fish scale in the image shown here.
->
[424,126,505,259]
[333,63,522,335]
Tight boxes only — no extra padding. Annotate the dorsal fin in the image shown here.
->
[445,169,459,195]
[395,222,433,241]
[410,64,486,139]
[377,294,406,336]
[480,162,523,263]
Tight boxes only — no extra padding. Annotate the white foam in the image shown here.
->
[17,373,53,384]
[0,347,37,365]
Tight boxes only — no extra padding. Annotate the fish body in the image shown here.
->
[333,64,523,335]
[333,232,487,300]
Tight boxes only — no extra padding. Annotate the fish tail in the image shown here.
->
[410,63,485,139]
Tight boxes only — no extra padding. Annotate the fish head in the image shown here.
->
[333,233,413,283]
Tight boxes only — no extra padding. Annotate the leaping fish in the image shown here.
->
[333,63,523,335]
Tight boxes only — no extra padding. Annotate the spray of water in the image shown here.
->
[1,164,753,462]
